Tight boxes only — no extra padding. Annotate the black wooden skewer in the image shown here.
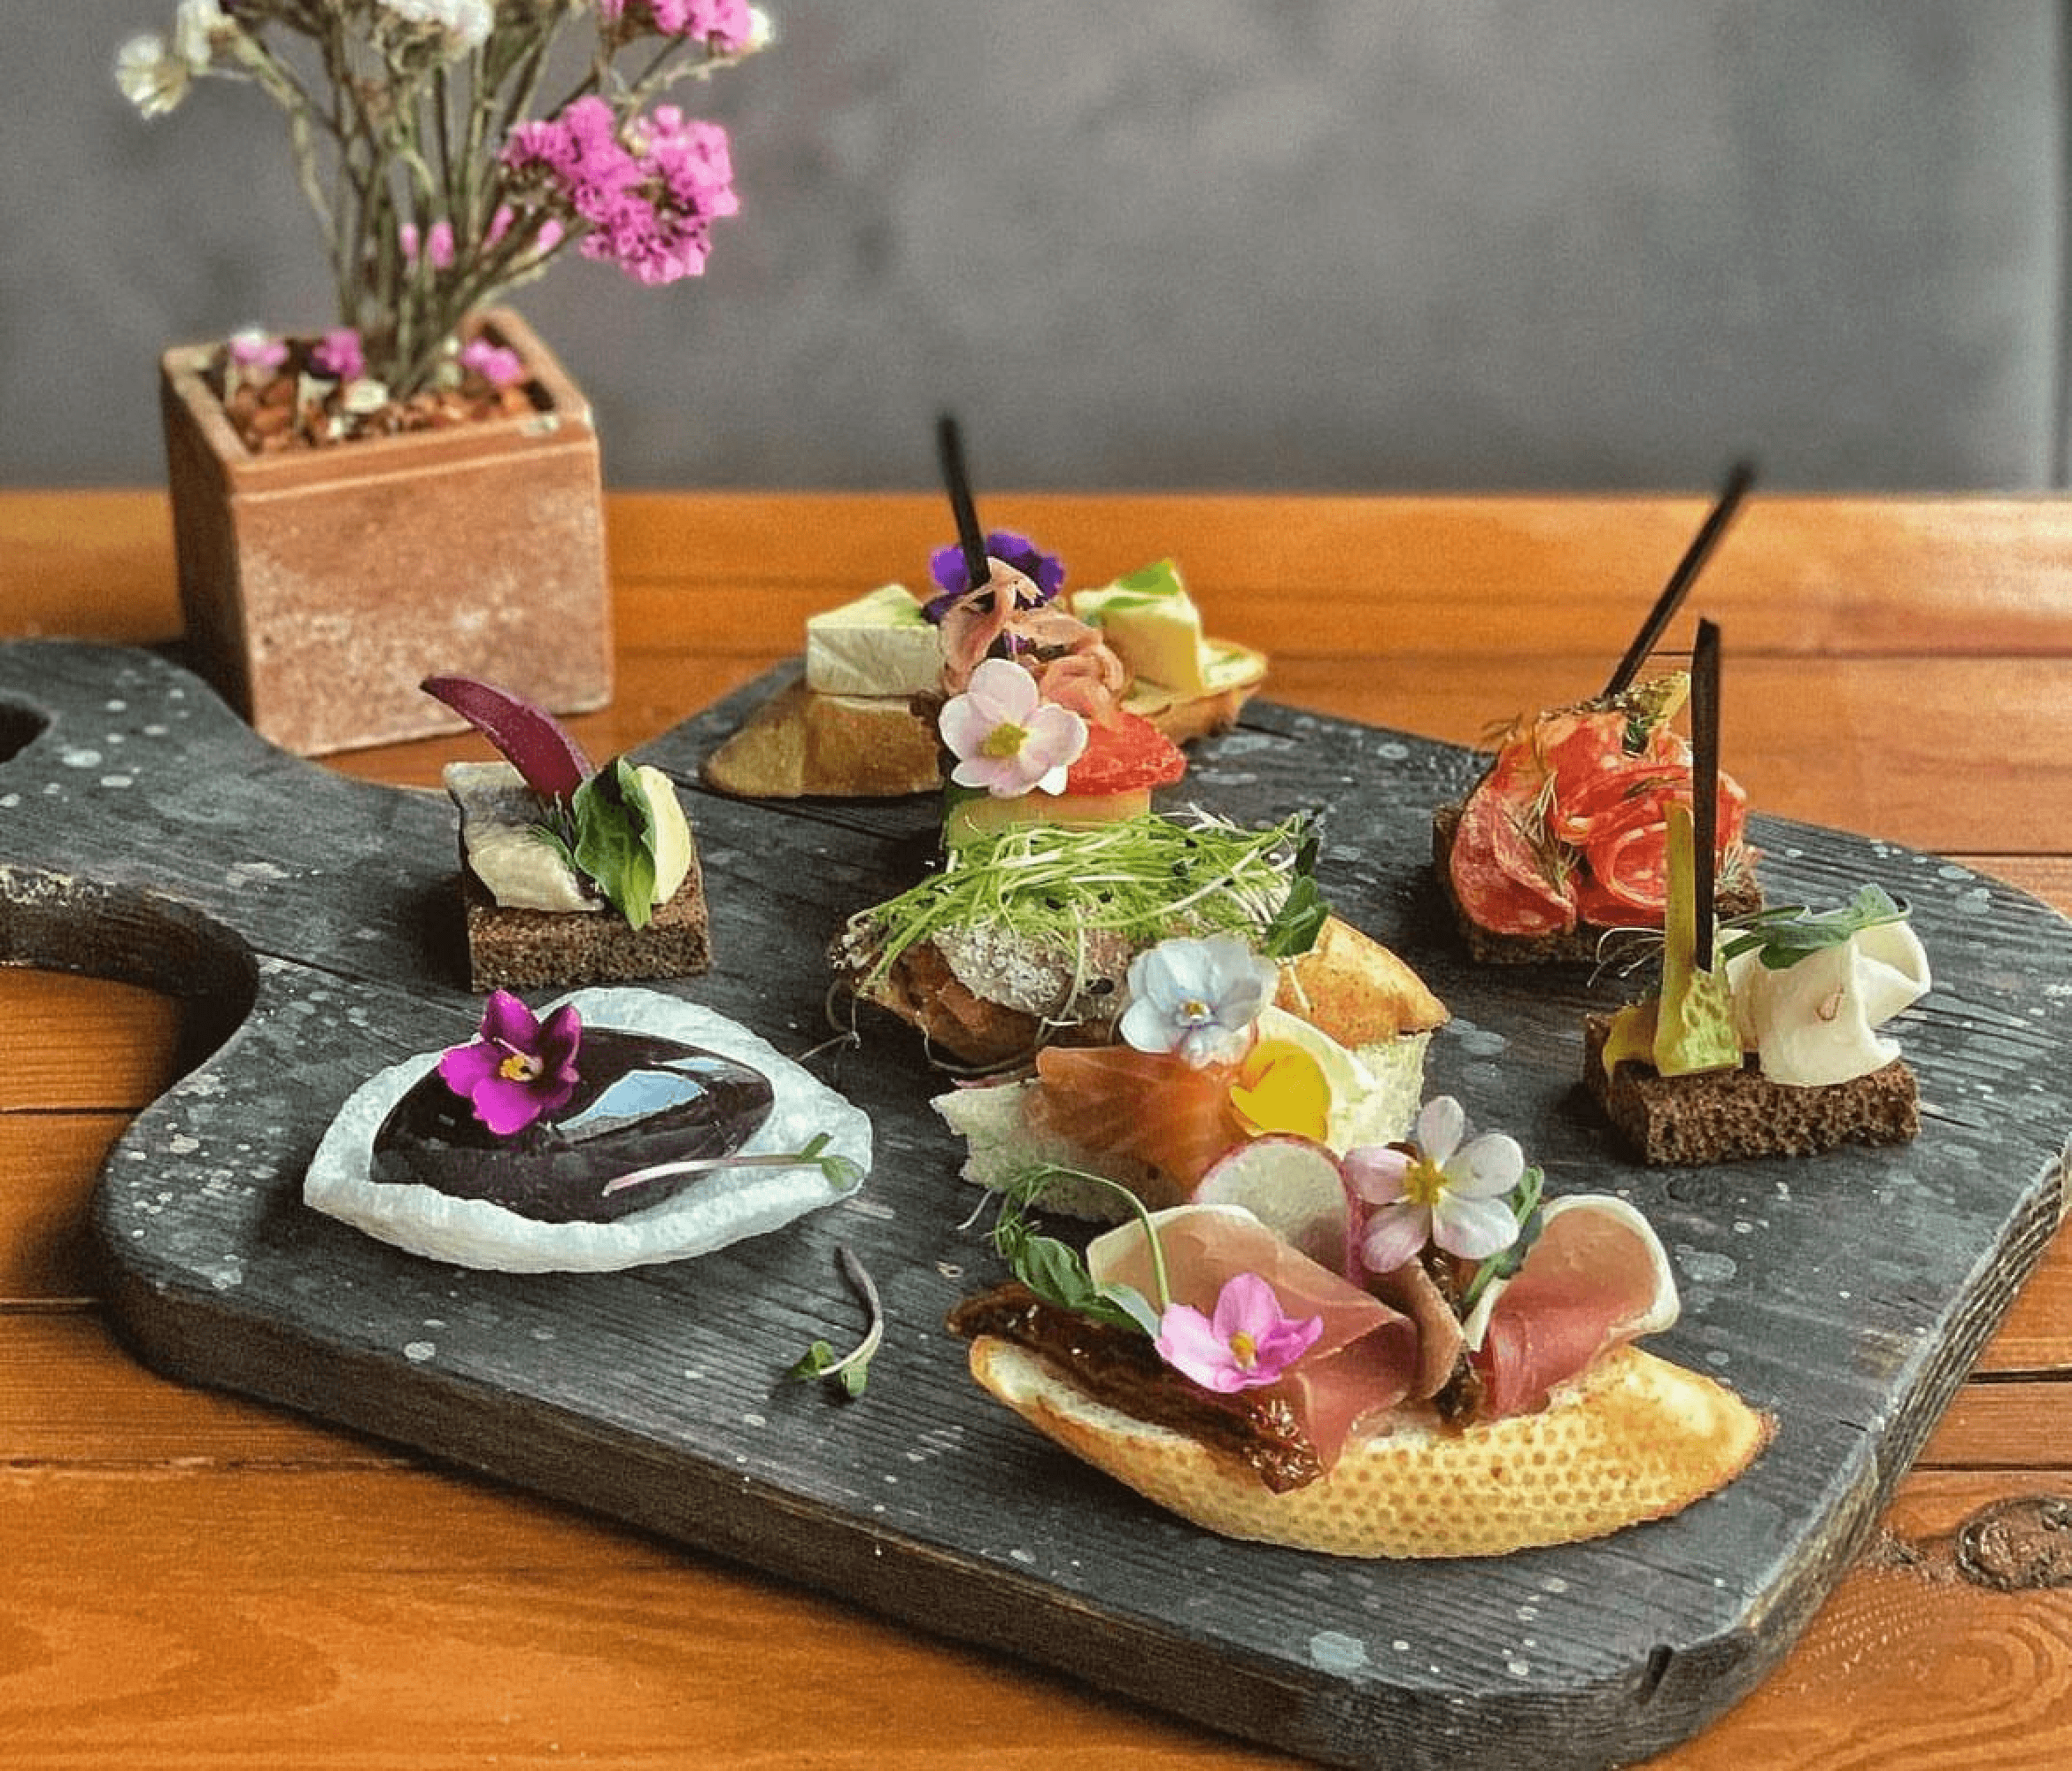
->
[1601,460,1756,700]
[935,413,990,593]
[1689,616,1722,972]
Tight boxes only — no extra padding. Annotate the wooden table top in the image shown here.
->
[4,487,2071,1767]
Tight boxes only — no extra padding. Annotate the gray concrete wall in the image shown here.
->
[6,3,2063,491]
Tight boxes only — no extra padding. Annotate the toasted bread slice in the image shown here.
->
[967,1336,1772,1558]
[847,912,1444,1073]
[701,679,942,799]
[1274,914,1449,1045]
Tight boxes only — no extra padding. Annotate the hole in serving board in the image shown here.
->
[0,699,47,764]
[0,867,259,1086]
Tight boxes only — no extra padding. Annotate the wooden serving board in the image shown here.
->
[5,640,2068,1771]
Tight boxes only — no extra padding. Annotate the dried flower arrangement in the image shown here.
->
[117,1,769,449]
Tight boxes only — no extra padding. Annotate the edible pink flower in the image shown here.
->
[309,327,365,382]
[939,655,1087,798]
[226,327,288,372]
[437,990,582,1137]
[1346,1095,1524,1273]
[1155,1272,1323,1394]
[460,337,526,388]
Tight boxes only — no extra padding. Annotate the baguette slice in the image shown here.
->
[968,1335,1772,1558]
[701,679,941,799]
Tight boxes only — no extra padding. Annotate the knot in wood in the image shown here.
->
[1955,1494,2072,1591]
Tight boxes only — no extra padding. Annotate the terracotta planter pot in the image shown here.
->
[160,309,611,756]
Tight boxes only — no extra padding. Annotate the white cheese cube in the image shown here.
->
[805,584,942,697]
[1071,560,1212,694]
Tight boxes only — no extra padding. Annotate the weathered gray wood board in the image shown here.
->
[4,639,2067,1771]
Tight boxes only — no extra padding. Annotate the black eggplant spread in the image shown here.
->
[373,1029,773,1223]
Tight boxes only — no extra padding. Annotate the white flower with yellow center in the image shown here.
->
[1346,1094,1524,1273]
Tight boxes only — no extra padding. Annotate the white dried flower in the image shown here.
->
[114,34,191,117]
[379,0,496,54]
[340,378,395,416]
[173,0,235,69]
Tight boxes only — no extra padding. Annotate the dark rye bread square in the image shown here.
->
[1432,800,1763,965]
[1581,1013,1920,1166]
[458,857,713,993]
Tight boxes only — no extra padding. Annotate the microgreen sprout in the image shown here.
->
[600,1131,862,1197]
[1719,885,1909,971]
[789,1245,883,1399]
[842,810,1327,990]
[1457,1164,1547,1316]
[987,1166,1171,1337]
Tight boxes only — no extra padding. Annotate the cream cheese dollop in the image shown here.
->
[1726,919,1930,1087]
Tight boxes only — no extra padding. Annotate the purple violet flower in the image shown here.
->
[1117,933,1277,1069]
[437,990,583,1138]
[924,530,1065,623]
[1155,1272,1324,1394]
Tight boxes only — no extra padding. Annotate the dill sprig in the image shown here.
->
[841,809,1325,990]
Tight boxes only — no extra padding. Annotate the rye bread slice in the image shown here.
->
[458,862,713,994]
[1581,1012,1919,1165]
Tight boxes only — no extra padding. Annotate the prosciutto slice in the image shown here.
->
[1088,1205,1420,1469]
[1470,1195,1679,1420]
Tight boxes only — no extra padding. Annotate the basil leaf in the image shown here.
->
[569,756,660,927]
[1258,873,1326,957]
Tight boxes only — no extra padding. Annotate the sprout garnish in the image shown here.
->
[842,810,1327,989]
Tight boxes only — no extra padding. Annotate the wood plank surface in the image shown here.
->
[4,490,2072,1769]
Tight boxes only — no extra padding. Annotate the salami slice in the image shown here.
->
[1448,739,1574,936]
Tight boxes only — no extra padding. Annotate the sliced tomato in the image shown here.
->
[1064,709,1187,797]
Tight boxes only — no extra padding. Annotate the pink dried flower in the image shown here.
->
[226,327,288,372]
[504,96,738,289]
[611,0,756,50]
[309,327,366,382]
[115,1,765,403]
[402,219,456,270]
[461,337,526,389]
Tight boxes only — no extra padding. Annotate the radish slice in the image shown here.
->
[1190,1134,1355,1273]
